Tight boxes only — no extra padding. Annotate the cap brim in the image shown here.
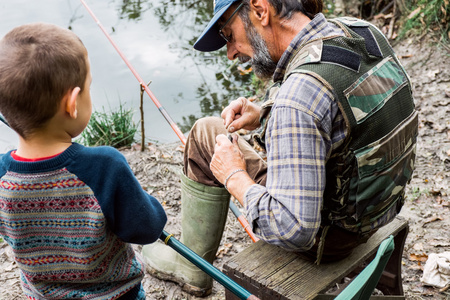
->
[193,3,233,52]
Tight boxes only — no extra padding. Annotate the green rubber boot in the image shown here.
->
[142,173,230,297]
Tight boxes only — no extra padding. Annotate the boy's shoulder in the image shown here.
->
[68,144,131,181]
[76,144,127,164]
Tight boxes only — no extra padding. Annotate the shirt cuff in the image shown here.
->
[244,184,267,231]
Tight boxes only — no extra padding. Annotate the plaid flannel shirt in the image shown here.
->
[244,13,348,251]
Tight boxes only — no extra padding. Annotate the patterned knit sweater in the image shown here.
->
[0,143,167,299]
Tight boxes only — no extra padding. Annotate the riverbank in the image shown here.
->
[1,35,449,300]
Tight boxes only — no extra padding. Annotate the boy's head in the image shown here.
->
[0,23,88,138]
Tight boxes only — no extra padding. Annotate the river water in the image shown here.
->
[0,0,252,152]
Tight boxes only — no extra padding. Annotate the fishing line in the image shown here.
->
[79,0,186,145]
[79,0,259,243]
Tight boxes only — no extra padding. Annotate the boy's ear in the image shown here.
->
[65,87,81,119]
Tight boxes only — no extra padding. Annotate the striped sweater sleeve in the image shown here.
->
[66,145,167,245]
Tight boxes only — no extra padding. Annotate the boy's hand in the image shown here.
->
[221,97,261,133]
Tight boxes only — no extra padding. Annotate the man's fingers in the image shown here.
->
[224,111,235,129]
[232,134,239,145]
[222,97,246,129]
[215,134,229,145]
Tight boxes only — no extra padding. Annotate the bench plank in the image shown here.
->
[223,216,408,300]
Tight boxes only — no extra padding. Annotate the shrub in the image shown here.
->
[79,103,137,148]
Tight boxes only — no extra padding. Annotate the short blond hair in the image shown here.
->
[0,23,88,138]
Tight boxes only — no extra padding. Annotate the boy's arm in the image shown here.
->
[68,146,167,244]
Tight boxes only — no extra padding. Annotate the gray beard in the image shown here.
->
[243,23,277,80]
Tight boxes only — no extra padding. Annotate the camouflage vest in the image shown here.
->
[254,17,418,234]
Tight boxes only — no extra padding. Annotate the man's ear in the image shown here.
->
[65,87,81,119]
[250,0,270,26]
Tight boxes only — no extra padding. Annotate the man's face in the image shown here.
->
[220,4,277,80]
[242,18,277,80]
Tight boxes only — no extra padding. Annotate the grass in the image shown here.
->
[79,103,137,149]
[408,186,430,201]
[398,0,449,43]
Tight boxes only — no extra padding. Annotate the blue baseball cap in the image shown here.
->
[193,0,241,52]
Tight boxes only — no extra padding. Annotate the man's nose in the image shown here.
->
[226,43,239,61]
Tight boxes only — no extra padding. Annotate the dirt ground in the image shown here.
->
[1,36,449,300]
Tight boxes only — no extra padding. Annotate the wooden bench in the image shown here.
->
[223,216,409,300]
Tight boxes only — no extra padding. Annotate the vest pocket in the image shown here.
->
[349,110,418,222]
[344,56,408,124]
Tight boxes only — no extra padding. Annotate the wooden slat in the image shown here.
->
[315,295,405,300]
[223,216,408,300]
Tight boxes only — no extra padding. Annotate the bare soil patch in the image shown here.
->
[1,36,449,299]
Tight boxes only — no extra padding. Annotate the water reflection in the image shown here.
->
[118,0,151,21]
[0,0,256,151]
[117,0,257,134]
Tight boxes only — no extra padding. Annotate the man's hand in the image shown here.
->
[221,97,261,133]
[210,134,246,185]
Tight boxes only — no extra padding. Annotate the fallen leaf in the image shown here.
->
[408,7,421,19]
[435,100,450,106]
[131,144,142,151]
[216,242,233,258]
[161,153,172,159]
[407,264,423,270]
[409,253,428,263]
[375,13,394,20]
[423,215,443,226]
[426,69,439,80]
[440,284,450,293]
[429,239,450,247]
[237,66,252,75]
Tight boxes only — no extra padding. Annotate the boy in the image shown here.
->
[0,23,167,300]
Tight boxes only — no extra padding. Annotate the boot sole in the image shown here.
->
[146,265,212,297]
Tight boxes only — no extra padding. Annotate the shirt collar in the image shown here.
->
[273,13,337,82]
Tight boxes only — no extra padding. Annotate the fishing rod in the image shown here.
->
[79,0,186,145]
[160,231,260,300]
[78,0,260,243]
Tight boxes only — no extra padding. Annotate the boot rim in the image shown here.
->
[181,172,230,196]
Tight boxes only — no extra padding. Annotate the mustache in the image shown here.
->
[238,55,251,64]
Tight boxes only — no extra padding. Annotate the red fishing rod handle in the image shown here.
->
[229,201,259,242]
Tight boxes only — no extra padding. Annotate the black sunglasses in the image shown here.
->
[218,2,244,43]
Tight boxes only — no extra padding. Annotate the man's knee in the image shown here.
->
[191,117,225,135]
[188,117,227,145]
[184,117,226,185]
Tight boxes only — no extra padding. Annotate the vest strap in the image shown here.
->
[350,26,383,57]
[322,45,361,72]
